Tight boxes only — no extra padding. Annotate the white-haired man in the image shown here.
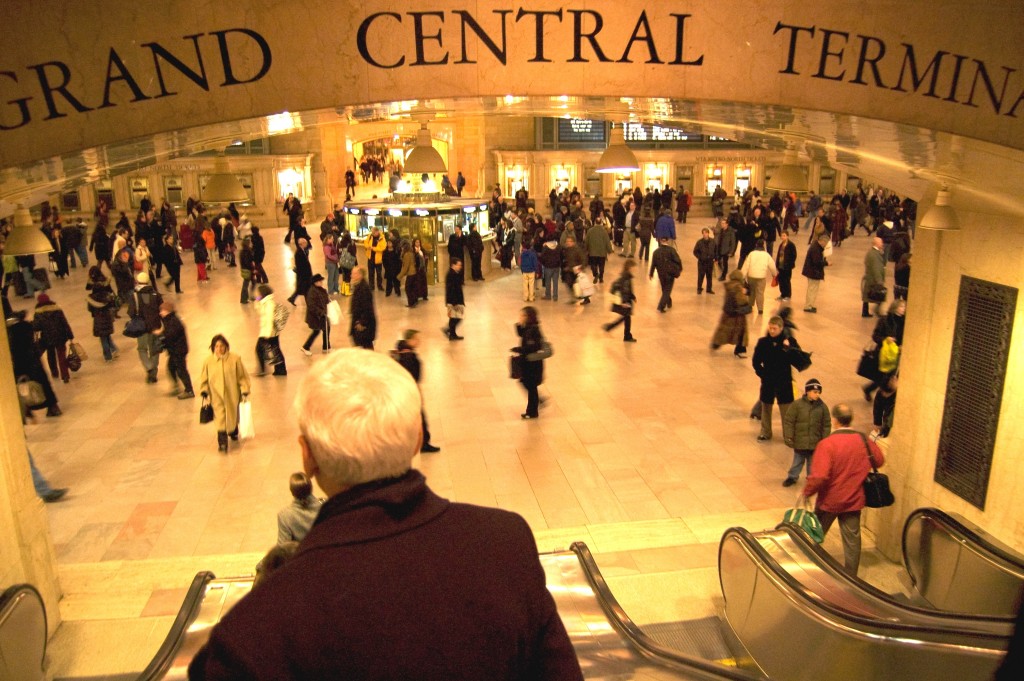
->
[189,349,583,681]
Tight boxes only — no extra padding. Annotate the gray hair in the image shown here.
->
[294,349,421,489]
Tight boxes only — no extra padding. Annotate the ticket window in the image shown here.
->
[505,166,528,198]
[705,165,724,195]
[734,165,752,194]
[675,166,693,194]
[129,177,149,210]
[643,162,669,191]
[163,176,184,206]
[613,172,635,196]
[550,165,575,195]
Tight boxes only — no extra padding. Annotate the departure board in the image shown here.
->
[557,118,607,144]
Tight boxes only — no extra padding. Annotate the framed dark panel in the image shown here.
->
[934,276,1018,510]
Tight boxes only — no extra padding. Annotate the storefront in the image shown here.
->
[343,197,494,283]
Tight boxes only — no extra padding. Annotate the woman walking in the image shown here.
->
[512,306,547,419]
[86,267,119,361]
[603,259,637,342]
[711,270,751,358]
[323,233,340,295]
[199,334,251,453]
[163,234,183,293]
[32,293,75,383]
[301,274,331,355]
[254,285,287,376]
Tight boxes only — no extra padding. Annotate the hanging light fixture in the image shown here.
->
[596,123,640,174]
[403,122,447,175]
[2,205,53,256]
[765,147,807,193]
[202,153,250,204]
[918,187,960,231]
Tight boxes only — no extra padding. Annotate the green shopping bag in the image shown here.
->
[783,504,826,543]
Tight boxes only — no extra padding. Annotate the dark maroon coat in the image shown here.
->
[189,470,582,681]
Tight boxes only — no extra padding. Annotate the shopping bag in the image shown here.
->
[770,274,779,287]
[237,399,255,440]
[878,338,900,374]
[783,505,826,543]
[326,300,342,325]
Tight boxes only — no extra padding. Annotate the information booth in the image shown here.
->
[343,195,493,284]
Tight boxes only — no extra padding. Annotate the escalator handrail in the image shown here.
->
[717,527,1010,645]
[135,571,216,681]
[567,541,766,681]
[776,522,1014,625]
[902,507,1024,580]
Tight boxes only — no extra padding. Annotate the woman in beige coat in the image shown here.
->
[200,334,251,452]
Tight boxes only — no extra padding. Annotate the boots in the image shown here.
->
[217,431,228,453]
[861,302,871,317]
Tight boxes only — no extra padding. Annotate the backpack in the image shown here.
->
[273,303,290,335]
[339,249,356,270]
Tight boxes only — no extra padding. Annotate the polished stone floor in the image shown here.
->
[16,210,902,676]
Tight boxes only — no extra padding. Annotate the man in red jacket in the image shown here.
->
[801,403,885,576]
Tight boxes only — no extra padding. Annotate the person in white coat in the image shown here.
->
[740,239,778,315]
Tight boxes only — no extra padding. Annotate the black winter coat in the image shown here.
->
[514,322,545,386]
[445,268,465,306]
[32,304,74,347]
[87,284,116,337]
[160,312,189,357]
[801,242,827,280]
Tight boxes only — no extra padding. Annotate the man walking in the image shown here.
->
[157,301,195,399]
[649,237,682,313]
[393,329,441,453]
[802,233,829,313]
[740,239,777,315]
[782,378,830,486]
[775,230,797,302]
[443,259,466,340]
[654,208,676,249]
[752,316,800,441]
[692,227,717,295]
[715,218,736,282]
[128,272,163,384]
[802,403,885,576]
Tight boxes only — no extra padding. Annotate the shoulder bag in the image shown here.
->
[859,433,894,508]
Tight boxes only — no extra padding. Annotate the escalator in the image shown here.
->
[902,507,1024,617]
[719,523,1013,681]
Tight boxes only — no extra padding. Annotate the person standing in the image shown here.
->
[740,239,777,315]
[32,293,75,384]
[715,218,737,282]
[752,315,800,441]
[802,233,829,313]
[782,378,830,486]
[277,473,323,544]
[86,267,118,362]
[162,234,183,294]
[621,199,638,258]
[349,266,377,349]
[365,227,386,291]
[520,242,539,302]
[250,226,268,284]
[254,285,287,377]
[456,170,466,196]
[603,259,637,342]
[393,329,441,452]
[775,230,797,302]
[302,274,331,356]
[443,259,465,341]
[637,201,655,262]
[513,306,549,419]
[538,237,562,301]
[128,272,163,384]
[560,235,586,302]
[157,301,195,399]
[801,404,885,576]
[199,334,251,453]
[584,219,613,284]
[287,238,313,306]
[862,236,887,318]
[676,188,692,223]
[648,237,681,313]
[322,233,340,296]
[382,238,402,298]
[283,193,302,244]
[467,224,485,281]
[654,208,676,250]
[397,241,419,308]
[238,238,255,304]
[692,228,716,295]
[711,271,751,358]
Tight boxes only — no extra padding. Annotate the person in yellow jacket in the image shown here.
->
[364,227,386,291]
[200,334,251,453]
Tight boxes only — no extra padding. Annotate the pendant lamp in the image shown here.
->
[403,123,447,175]
[596,124,640,174]
[3,205,53,256]
[765,148,807,193]
[202,154,250,204]
[918,188,960,231]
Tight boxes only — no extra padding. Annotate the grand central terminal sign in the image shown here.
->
[0,0,1021,167]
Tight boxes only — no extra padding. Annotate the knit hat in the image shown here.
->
[136,271,150,284]
[36,293,51,305]
[805,378,823,393]
[311,274,325,284]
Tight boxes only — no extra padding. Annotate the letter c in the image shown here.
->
[358,13,405,69]
[0,71,32,131]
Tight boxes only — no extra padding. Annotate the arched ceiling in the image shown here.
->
[2,96,1022,219]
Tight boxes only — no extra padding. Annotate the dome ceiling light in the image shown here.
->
[918,187,960,231]
[3,204,54,256]
[596,123,640,174]
[202,153,250,204]
[403,122,448,175]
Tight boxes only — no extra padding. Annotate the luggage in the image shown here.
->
[783,502,825,543]
[32,267,51,291]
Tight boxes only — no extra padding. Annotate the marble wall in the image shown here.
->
[868,189,1024,557]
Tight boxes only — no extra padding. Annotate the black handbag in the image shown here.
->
[859,433,894,508]
[867,283,888,302]
[66,346,82,372]
[123,316,147,338]
[509,354,523,380]
[856,348,881,380]
[199,397,214,424]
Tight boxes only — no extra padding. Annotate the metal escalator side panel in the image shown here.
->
[0,584,47,681]
[162,577,253,681]
[135,571,215,681]
[902,508,1024,617]
[718,528,1006,681]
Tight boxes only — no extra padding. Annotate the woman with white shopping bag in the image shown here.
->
[199,334,251,453]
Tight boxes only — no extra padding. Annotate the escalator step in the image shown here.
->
[644,617,736,664]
